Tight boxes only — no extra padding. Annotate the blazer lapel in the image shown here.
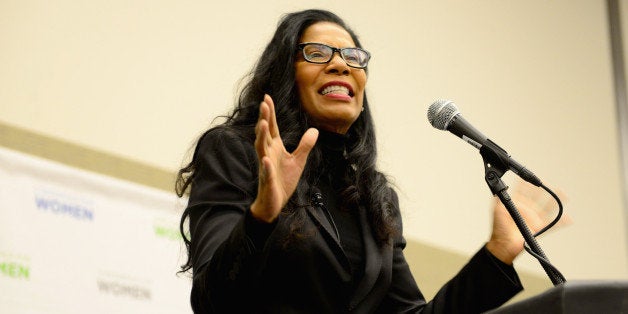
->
[349,205,385,308]
[302,180,344,242]
[305,204,345,247]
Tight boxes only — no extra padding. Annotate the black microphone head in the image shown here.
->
[427,100,459,130]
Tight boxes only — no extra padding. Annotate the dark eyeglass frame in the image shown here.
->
[297,42,371,69]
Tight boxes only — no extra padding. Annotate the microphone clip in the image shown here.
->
[479,141,510,195]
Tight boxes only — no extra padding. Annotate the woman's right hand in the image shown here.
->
[250,94,319,223]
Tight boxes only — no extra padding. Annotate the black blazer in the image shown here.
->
[185,127,522,313]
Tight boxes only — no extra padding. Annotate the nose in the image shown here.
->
[325,53,350,75]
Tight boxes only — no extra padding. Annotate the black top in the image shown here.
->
[315,130,365,290]
[185,126,523,313]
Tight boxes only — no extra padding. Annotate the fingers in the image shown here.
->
[255,111,270,159]
[512,177,568,210]
[255,94,280,151]
[292,128,319,164]
[255,94,318,178]
[263,94,280,138]
[508,192,546,233]
[255,95,284,190]
[507,178,573,232]
[255,96,275,157]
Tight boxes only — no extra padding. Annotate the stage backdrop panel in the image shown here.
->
[0,146,192,313]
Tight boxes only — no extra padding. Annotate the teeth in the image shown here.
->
[321,85,350,96]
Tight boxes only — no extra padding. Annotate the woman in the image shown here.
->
[177,9,530,313]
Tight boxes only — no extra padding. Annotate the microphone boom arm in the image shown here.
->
[479,145,566,286]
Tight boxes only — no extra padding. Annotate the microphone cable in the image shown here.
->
[522,183,567,283]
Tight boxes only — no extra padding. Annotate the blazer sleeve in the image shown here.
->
[185,128,274,313]
[379,190,523,314]
[417,246,523,313]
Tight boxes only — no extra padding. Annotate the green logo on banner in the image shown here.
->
[0,261,30,280]
[154,225,182,241]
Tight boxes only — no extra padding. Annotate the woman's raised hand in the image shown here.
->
[250,95,319,223]
[486,179,571,265]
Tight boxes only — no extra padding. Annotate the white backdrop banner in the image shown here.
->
[0,147,192,313]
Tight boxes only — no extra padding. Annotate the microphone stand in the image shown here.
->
[479,146,566,286]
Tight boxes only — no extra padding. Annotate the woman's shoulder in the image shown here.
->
[188,126,256,168]
[197,125,254,150]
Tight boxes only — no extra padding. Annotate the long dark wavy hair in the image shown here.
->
[176,9,399,273]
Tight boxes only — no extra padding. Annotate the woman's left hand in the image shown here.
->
[486,180,571,265]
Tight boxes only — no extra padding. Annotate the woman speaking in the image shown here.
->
[176,9,540,313]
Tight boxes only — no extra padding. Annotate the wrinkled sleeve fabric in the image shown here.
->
[378,190,523,314]
[416,246,523,313]
[185,128,274,314]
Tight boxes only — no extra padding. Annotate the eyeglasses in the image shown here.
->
[297,42,371,69]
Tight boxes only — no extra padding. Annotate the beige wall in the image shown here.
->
[1,0,626,298]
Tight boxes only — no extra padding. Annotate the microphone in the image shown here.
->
[427,100,542,186]
[310,187,340,240]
